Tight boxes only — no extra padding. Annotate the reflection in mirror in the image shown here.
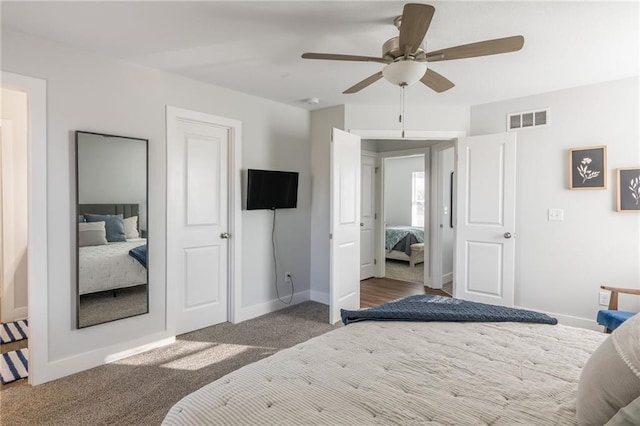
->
[76,131,148,328]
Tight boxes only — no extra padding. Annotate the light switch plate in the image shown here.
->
[548,208,564,221]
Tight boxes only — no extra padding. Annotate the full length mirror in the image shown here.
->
[76,131,148,328]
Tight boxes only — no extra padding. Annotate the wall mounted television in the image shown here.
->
[246,169,299,210]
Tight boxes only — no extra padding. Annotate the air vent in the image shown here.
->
[507,108,550,131]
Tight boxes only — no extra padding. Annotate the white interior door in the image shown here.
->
[167,111,230,334]
[330,128,361,324]
[360,154,375,280]
[455,132,516,306]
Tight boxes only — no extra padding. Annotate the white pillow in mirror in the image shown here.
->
[124,216,140,239]
[78,221,108,247]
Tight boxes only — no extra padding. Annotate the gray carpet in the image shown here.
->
[79,284,148,328]
[0,301,339,425]
[386,260,454,296]
[385,259,424,283]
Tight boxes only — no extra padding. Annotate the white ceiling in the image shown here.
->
[2,1,638,110]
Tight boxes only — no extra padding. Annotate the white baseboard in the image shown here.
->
[310,290,329,305]
[236,290,311,323]
[1,306,28,323]
[515,306,601,331]
[31,331,173,385]
[441,272,453,284]
[104,337,175,363]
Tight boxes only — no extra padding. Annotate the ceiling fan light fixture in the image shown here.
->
[382,61,427,86]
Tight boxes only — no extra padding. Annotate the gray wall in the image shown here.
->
[2,28,311,380]
[77,133,147,229]
[384,155,425,226]
[471,77,640,321]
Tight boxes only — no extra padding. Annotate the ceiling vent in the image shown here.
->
[507,108,550,131]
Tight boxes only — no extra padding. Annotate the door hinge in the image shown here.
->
[374,259,377,265]
[374,213,377,219]
[329,233,333,240]
[375,167,379,174]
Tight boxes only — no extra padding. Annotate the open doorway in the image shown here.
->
[382,154,426,284]
[359,139,453,307]
[0,87,30,387]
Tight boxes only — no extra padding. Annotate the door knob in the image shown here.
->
[503,232,512,239]
[360,222,364,227]
[220,232,230,239]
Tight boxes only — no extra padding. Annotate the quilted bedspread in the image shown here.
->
[163,320,605,425]
[341,295,558,325]
[385,226,424,252]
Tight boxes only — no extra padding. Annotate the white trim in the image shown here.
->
[33,332,171,383]
[236,290,311,323]
[429,140,456,291]
[441,272,453,284]
[165,106,243,330]
[350,129,466,140]
[104,336,175,364]
[310,290,329,305]
[514,306,601,332]
[1,71,48,385]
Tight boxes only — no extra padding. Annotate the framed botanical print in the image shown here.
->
[616,167,640,212]
[569,146,607,190]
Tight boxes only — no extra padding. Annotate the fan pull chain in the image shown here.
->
[399,85,406,138]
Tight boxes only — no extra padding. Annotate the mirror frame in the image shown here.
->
[75,130,149,328]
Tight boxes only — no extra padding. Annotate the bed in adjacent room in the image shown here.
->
[385,225,425,267]
[163,296,639,425]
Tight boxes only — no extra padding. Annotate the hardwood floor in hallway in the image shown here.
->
[360,277,450,309]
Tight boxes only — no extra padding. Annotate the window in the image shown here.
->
[411,171,425,227]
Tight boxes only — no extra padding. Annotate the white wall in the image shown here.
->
[309,106,344,305]
[0,88,29,320]
[345,104,470,135]
[470,77,640,324]
[77,133,147,229]
[2,29,311,383]
[384,156,424,226]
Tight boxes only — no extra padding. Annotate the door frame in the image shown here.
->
[359,151,378,280]
[350,130,466,290]
[378,149,430,284]
[166,106,242,328]
[429,140,456,291]
[1,71,48,385]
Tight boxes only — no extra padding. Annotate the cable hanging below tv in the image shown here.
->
[246,169,299,210]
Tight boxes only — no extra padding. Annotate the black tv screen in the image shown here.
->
[247,169,299,210]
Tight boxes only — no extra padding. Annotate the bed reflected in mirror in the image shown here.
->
[76,131,148,328]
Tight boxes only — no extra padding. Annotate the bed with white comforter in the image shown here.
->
[163,320,606,425]
[79,238,147,295]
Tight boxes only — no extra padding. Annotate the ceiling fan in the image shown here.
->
[301,3,524,94]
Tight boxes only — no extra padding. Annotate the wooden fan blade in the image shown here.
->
[343,71,384,94]
[420,69,455,93]
[399,3,435,56]
[302,53,389,64]
[426,36,524,62]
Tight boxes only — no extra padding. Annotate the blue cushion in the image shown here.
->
[597,310,635,331]
[84,214,126,242]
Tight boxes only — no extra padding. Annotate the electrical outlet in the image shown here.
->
[599,290,611,306]
[284,272,292,283]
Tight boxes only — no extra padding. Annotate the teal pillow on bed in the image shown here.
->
[84,214,126,242]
